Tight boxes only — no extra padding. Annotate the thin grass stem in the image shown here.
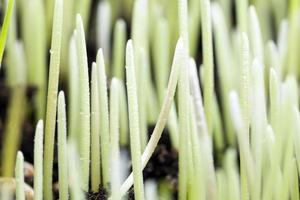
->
[43,0,63,198]
[57,91,68,200]
[34,120,44,200]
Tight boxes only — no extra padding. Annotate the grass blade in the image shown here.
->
[110,78,121,200]
[236,0,248,32]
[125,40,145,200]
[229,91,254,196]
[97,49,110,187]
[200,0,214,134]
[248,6,264,61]
[0,0,15,67]
[34,120,44,200]
[153,18,170,105]
[211,3,235,144]
[96,1,112,69]
[112,19,126,80]
[57,91,68,200]
[75,14,91,191]
[15,152,25,200]
[68,33,79,140]
[91,62,101,192]
[119,81,129,146]
[43,0,63,198]
[68,142,85,200]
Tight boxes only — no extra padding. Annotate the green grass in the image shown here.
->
[0,0,15,67]
[1,0,300,199]
[43,0,63,199]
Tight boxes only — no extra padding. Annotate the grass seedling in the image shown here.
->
[91,62,101,192]
[110,78,121,200]
[188,0,200,57]
[189,97,205,200]
[68,142,85,200]
[200,0,214,135]
[224,150,240,200]
[287,9,300,77]
[250,59,267,199]
[43,0,63,199]
[75,14,91,191]
[167,103,179,149]
[0,182,13,200]
[189,59,216,198]
[211,3,235,144]
[119,81,129,146]
[178,60,189,200]
[125,40,144,200]
[248,6,264,61]
[96,1,111,68]
[229,91,254,197]
[34,120,44,200]
[68,33,80,140]
[61,0,74,78]
[132,0,159,125]
[112,19,126,80]
[57,91,68,200]
[153,18,170,105]
[177,0,189,199]
[137,49,148,149]
[15,152,25,200]
[240,33,250,135]
[269,68,280,138]
[145,180,158,199]
[236,0,248,32]
[293,107,300,173]
[212,93,225,150]
[240,32,250,200]
[97,49,110,187]
[0,0,15,67]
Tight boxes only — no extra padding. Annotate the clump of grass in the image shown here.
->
[2,0,300,199]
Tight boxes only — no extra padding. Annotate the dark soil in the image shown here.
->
[87,187,108,200]
[143,125,178,193]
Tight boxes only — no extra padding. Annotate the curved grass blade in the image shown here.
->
[120,38,183,197]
